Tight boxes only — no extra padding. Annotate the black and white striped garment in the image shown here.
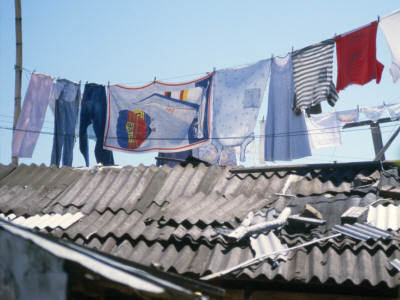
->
[292,39,339,113]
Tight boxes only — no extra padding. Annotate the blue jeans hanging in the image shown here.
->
[50,79,80,167]
[79,83,114,167]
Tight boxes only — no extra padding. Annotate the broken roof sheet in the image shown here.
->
[0,161,400,289]
[0,212,84,229]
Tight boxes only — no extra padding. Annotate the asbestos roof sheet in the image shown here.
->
[367,204,400,230]
[0,162,400,289]
[332,223,395,241]
[0,212,84,229]
[0,219,222,299]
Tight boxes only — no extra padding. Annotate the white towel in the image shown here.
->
[380,9,400,83]
[306,112,342,149]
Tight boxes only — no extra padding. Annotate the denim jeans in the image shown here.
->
[79,83,114,167]
[50,79,80,167]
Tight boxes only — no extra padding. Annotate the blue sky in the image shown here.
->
[1,1,400,168]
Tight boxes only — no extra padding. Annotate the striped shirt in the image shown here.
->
[292,39,339,113]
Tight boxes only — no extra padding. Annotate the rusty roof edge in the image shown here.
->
[230,160,400,174]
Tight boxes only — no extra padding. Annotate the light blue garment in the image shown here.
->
[50,79,81,167]
[12,73,53,158]
[192,143,237,166]
[212,59,271,161]
[264,55,311,161]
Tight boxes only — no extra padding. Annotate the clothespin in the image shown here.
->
[377,15,380,23]
[86,81,88,85]
[32,68,36,74]
[213,67,216,73]
[292,46,294,52]
[271,53,274,59]
[383,101,386,107]
[108,81,110,87]
[357,105,359,112]
[153,76,156,84]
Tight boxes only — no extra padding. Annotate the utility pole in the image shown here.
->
[343,117,400,161]
[12,0,22,165]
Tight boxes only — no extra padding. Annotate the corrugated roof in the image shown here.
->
[0,219,223,299]
[0,162,400,289]
[250,232,288,262]
[367,204,400,230]
[332,223,395,241]
[0,212,84,229]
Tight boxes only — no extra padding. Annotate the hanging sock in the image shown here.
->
[212,59,271,162]
[264,55,311,161]
[50,79,81,167]
[12,73,53,158]
[379,9,400,83]
[305,112,342,149]
[292,39,338,113]
[335,21,384,93]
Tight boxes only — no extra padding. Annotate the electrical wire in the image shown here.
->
[1,121,400,140]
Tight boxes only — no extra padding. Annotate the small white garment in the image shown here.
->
[385,102,400,120]
[360,105,385,123]
[212,59,271,161]
[259,119,266,164]
[380,9,400,83]
[336,108,359,123]
[305,112,342,149]
[12,73,53,158]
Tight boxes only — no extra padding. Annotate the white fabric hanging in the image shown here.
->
[259,119,266,164]
[385,102,400,120]
[380,9,400,83]
[12,73,53,158]
[360,105,385,123]
[104,74,213,153]
[305,112,342,149]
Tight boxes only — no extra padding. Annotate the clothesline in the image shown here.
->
[3,118,399,139]
[10,8,400,167]
[13,10,397,88]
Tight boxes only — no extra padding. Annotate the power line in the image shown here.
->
[1,122,399,141]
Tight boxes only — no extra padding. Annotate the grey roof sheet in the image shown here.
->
[1,161,400,289]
